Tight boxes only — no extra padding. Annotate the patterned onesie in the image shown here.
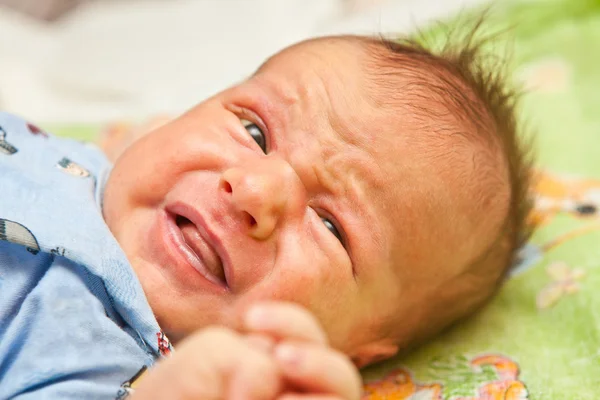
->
[0,113,170,399]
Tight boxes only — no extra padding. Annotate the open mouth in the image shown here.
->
[174,214,226,287]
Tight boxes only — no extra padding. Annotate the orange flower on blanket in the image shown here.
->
[536,261,586,309]
[362,354,528,400]
[513,170,600,276]
[530,169,600,228]
[362,368,443,400]
[455,355,528,400]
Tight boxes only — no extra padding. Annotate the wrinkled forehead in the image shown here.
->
[252,38,405,165]
[256,39,376,126]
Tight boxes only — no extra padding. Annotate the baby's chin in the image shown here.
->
[134,261,239,340]
[124,243,246,337]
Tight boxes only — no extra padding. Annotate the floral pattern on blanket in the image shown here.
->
[363,354,527,400]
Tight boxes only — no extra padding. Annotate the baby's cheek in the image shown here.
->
[235,256,320,313]
[251,267,316,304]
[282,254,353,314]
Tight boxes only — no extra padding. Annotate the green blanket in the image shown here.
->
[361,1,600,399]
[50,0,599,398]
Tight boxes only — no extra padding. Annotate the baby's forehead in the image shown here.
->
[256,37,454,129]
[252,36,480,187]
[254,38,404,142]
[256,36,371,75]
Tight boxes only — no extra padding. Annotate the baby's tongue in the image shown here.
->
[177,217,225,284]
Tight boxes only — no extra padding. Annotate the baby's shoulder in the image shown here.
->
[0,111,103,157]
[0,111,110,181]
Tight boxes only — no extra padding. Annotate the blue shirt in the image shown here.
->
[0,113,170,399]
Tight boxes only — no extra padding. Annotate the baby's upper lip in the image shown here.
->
[166,201,232,288]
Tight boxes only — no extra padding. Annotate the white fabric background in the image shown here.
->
[0,0,486,123]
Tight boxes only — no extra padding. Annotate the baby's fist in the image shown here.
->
[133,326,282,400]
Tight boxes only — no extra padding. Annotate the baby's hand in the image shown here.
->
[243,302,362,400]
[133,303,361,400]
[133,326,283,400]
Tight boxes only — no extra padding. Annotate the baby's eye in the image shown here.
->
[321,217,343,244]
[241,119,267,153]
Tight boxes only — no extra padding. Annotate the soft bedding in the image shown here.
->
[49,0,600,398]
[359,1,600,398]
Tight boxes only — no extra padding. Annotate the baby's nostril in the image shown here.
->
[247,213,257,227]
[221,180,232,194]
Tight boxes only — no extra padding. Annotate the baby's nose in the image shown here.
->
[220,159,302,240]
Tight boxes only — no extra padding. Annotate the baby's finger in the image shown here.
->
[192,328,282,400]
[244,302,328,345]
[245,333,276,353]
[274,342,361,400]
[229,346,283,400]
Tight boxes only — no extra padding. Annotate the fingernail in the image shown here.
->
[245,306,269,328]
[275,344,303,368]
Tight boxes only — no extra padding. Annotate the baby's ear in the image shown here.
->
[352,341,399,368]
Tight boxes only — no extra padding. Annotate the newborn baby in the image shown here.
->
[0,33,532,399]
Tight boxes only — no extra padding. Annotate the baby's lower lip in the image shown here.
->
[176,215,226,286]
[154,210,227,292]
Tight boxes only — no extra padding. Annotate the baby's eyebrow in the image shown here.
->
[325,160,387,277]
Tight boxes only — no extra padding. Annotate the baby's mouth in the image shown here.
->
[175,215,226,286]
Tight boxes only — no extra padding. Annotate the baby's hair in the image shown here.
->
[355,16,535,346]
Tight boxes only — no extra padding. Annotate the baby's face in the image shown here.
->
[103,39,492,363]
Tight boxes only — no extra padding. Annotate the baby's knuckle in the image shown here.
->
[246,350,277,376]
